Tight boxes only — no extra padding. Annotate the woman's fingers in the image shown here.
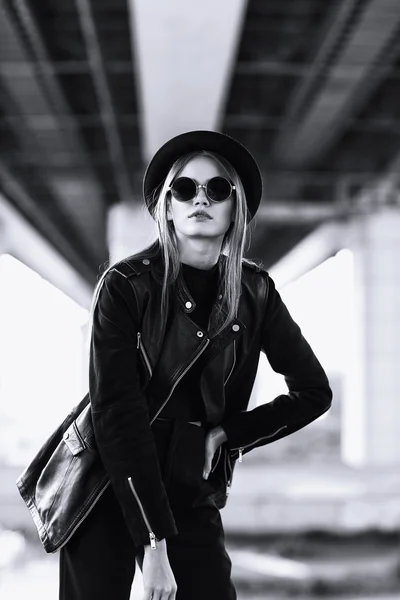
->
[167,580,178,599]
[142,586,176,600]
[141,589,163,600]
[163,588,177,600]
[203,431,217,479]
[142,585,153,600]
[203,460,211,479]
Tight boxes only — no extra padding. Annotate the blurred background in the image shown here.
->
[1,0,400,598]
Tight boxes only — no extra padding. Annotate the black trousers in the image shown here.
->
[59,419,236,600]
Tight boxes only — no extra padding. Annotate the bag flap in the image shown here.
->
[63,421,86,456]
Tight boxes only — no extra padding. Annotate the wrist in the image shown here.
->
[213,425,228,444]
[144,537,166,552]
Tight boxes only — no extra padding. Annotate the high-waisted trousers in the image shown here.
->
[59,418,237,600]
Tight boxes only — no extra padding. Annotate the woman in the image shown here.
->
[59,130,332,600]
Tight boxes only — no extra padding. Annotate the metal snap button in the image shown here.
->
[142,258,150,265]
[64,432,69,439]
[232,324,240,332]
[185,301,192,309]
[197,331,204,338]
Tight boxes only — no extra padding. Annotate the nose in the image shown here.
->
[193,185,210,207]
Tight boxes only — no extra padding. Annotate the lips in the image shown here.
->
[189,211,212,219]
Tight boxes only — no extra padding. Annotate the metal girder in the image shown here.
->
[4,111,397,136]
[236,60,400,79]
[256,193,400,225]
[0,159,97,284]
[0,0,107,262]
[75,0,133,203]
[225,114,400,133]
[257,199,350,224]
[273,0,400,166]
[4,58,400,80]
[0,60,135,75]
[255,201,341,224]
[266,147,400,283]
[0,192,93,308]
[267,221,343,289]
[3,112,400,135]
[255,151,400,228]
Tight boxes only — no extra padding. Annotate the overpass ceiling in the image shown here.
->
[1,0,400,285]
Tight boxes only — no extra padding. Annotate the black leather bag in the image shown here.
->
[16,393,109,553]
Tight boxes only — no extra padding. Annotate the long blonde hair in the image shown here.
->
[88,150,259,339]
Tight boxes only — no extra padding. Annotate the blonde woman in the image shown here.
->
[60,131,332,600]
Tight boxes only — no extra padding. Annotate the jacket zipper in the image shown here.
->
[224,447,232,495]
[127,334,210,545]
[224,340,236,386]
[150,336,210,424]
[210,445,222,473]
[137,332,152,378]
[230,425,288,462]
[127,477,157,549]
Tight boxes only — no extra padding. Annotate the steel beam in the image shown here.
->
[225,114,400,133]
[4,59,400,80]
[256,193,400,225]
[267,221,343,289]
[4,112,400,135]
[0,159,97,285]
[0,0,106,262]
[11,0,92,152]
[274,0,400,166]
[5,60,400,79]
[0,191,93,309]
[75,0,133,203]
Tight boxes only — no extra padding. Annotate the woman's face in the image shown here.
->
[166,155,235,243]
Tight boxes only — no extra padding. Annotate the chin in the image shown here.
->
[185,223,215,234]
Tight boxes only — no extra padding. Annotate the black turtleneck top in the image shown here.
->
[158,261,220,422]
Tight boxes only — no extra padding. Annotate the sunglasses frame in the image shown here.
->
[167,176,235,203]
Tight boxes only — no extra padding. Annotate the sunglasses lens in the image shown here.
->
[170,177,196,202]
[206,177,232,202]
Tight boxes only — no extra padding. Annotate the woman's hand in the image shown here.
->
[142,539,177,600]
[203,425,228,479]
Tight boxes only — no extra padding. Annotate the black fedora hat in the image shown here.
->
[143,130,263,222]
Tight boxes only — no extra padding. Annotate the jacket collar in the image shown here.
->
[123,251,245,339]
[174,255,245,341]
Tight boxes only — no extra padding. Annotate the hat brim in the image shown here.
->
[143,130,262,222]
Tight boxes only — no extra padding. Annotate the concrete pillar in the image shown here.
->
[342,208,400,466]
[0,211,10,255]
[0,193,92,308]
[107,201,157,264]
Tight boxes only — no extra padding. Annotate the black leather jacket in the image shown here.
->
[89,251,332,547]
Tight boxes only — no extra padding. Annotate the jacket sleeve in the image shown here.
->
[220,273,332,454]
[89,268,178,546]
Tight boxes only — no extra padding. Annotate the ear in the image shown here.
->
[166,198,173,221]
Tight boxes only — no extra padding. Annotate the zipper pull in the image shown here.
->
[149,532,157,550]
[238,447,243,463]
[226,480,231,495]
[137,332,140,349]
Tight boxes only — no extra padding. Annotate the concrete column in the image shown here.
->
[342,208,400,466]
[0,193,92,308]
[107,201,157,264]
[0,210,10,255]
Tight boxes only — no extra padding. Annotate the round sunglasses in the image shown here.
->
[167,176,235,203]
